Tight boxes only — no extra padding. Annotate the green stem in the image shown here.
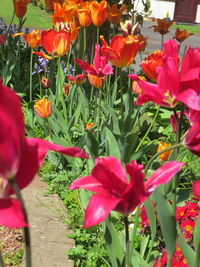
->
[9,178,31,267]
[135,105,160,152]
[161,34,164,50]
[119,69,124,125]
[29,49,33,102]
[96,27,100,44]
[146,238,155,262]
[124,216,130,267]
[195,240,200,267]
[129,206,140,261]
[144,143,183,176]
[97,88,102,142]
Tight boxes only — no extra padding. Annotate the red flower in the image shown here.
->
[129,40,200,108]
[141,50,163,82]
[75,44,113,78]
[69,156,184,228]
[101,35,142,68]
[180,219,195,240]
[0,81,88,228]
[33,29,70,59]
[67,73,86,84]
[0,34,6,45]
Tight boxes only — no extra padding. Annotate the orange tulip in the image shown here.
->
[141,50,163,82]
[152,18,174,35]
[85,122,95,130]
[89,1,107,26]
[45,0,65,11]
[33,29,70,59]
[14,30,41,49]
[107,4,127,25]
[88,74,105,88]
[173,28,193,43]
[13,0,29,18]
[132,76,146,95]
[101,35,142,68]
[34,98,52,119]
[77,2,92,27]
[52,2,75,25]
[157,142,172,161]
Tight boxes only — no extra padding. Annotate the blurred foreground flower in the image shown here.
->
[0,81,88,228]
[13,0,29,18]
[69,156,184,228]
[101,35,142,68]
[34,98,52,119]
[157,142,172,161]
[33,29,70,60]
[192,181,200,198]
[173,28,193,43]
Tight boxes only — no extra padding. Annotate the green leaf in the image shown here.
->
[194,212,200,251]
[131,249,150,267]
[103,217,124,267]
[140,235,150,258]
[84,132,99,160]
[144,197,157,239]
[105,127,121,160]
[153,187,176,261]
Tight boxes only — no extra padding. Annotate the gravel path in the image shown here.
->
[21,176,74,267]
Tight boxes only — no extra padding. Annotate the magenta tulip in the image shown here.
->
[192,180,200,198]
[128,40,200,109]
[0,80,88,228]
[75,44,113,78]
[69,156,184,228]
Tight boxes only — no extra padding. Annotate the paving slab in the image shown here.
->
[21,176,74,267]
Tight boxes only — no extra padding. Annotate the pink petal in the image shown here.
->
[192,181,200,197]
[163,40,179,66]
[0,199,28,228]
[93,44,101,70]
[177,89,200,111]
[84,194,120,228]
[145,161,185,193]
[68,175,110,196]
[27,137,88,165]
[75,59,96,75]
[181,68,200,82]
[184,122,200,156]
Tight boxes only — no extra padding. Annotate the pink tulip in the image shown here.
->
[75,44,113,78]
[192,180,200,198]
[128,40,200,109]
[0,81,88,228]
[69,156,184,228]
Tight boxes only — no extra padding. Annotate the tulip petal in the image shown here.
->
[27,137,89,165]
[68,175,109,195]
[192,181,200,197]
[184,122,200,156]
[0,199,27,228]
[84,194,120,228]
[177,89,200,111]
[145,161,185,193]
[75,59,96,75]
[95,156,127,183]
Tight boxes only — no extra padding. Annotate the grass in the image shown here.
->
[172,23,200,35]
[0,0,52,30]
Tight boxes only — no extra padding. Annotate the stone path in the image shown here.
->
[21,176,74,267]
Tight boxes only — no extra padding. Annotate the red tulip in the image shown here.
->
[75,44,113,78]
[0,81,88,228]
[33,29,70,59]
[69,156,184,228]
[101,35,142,68]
